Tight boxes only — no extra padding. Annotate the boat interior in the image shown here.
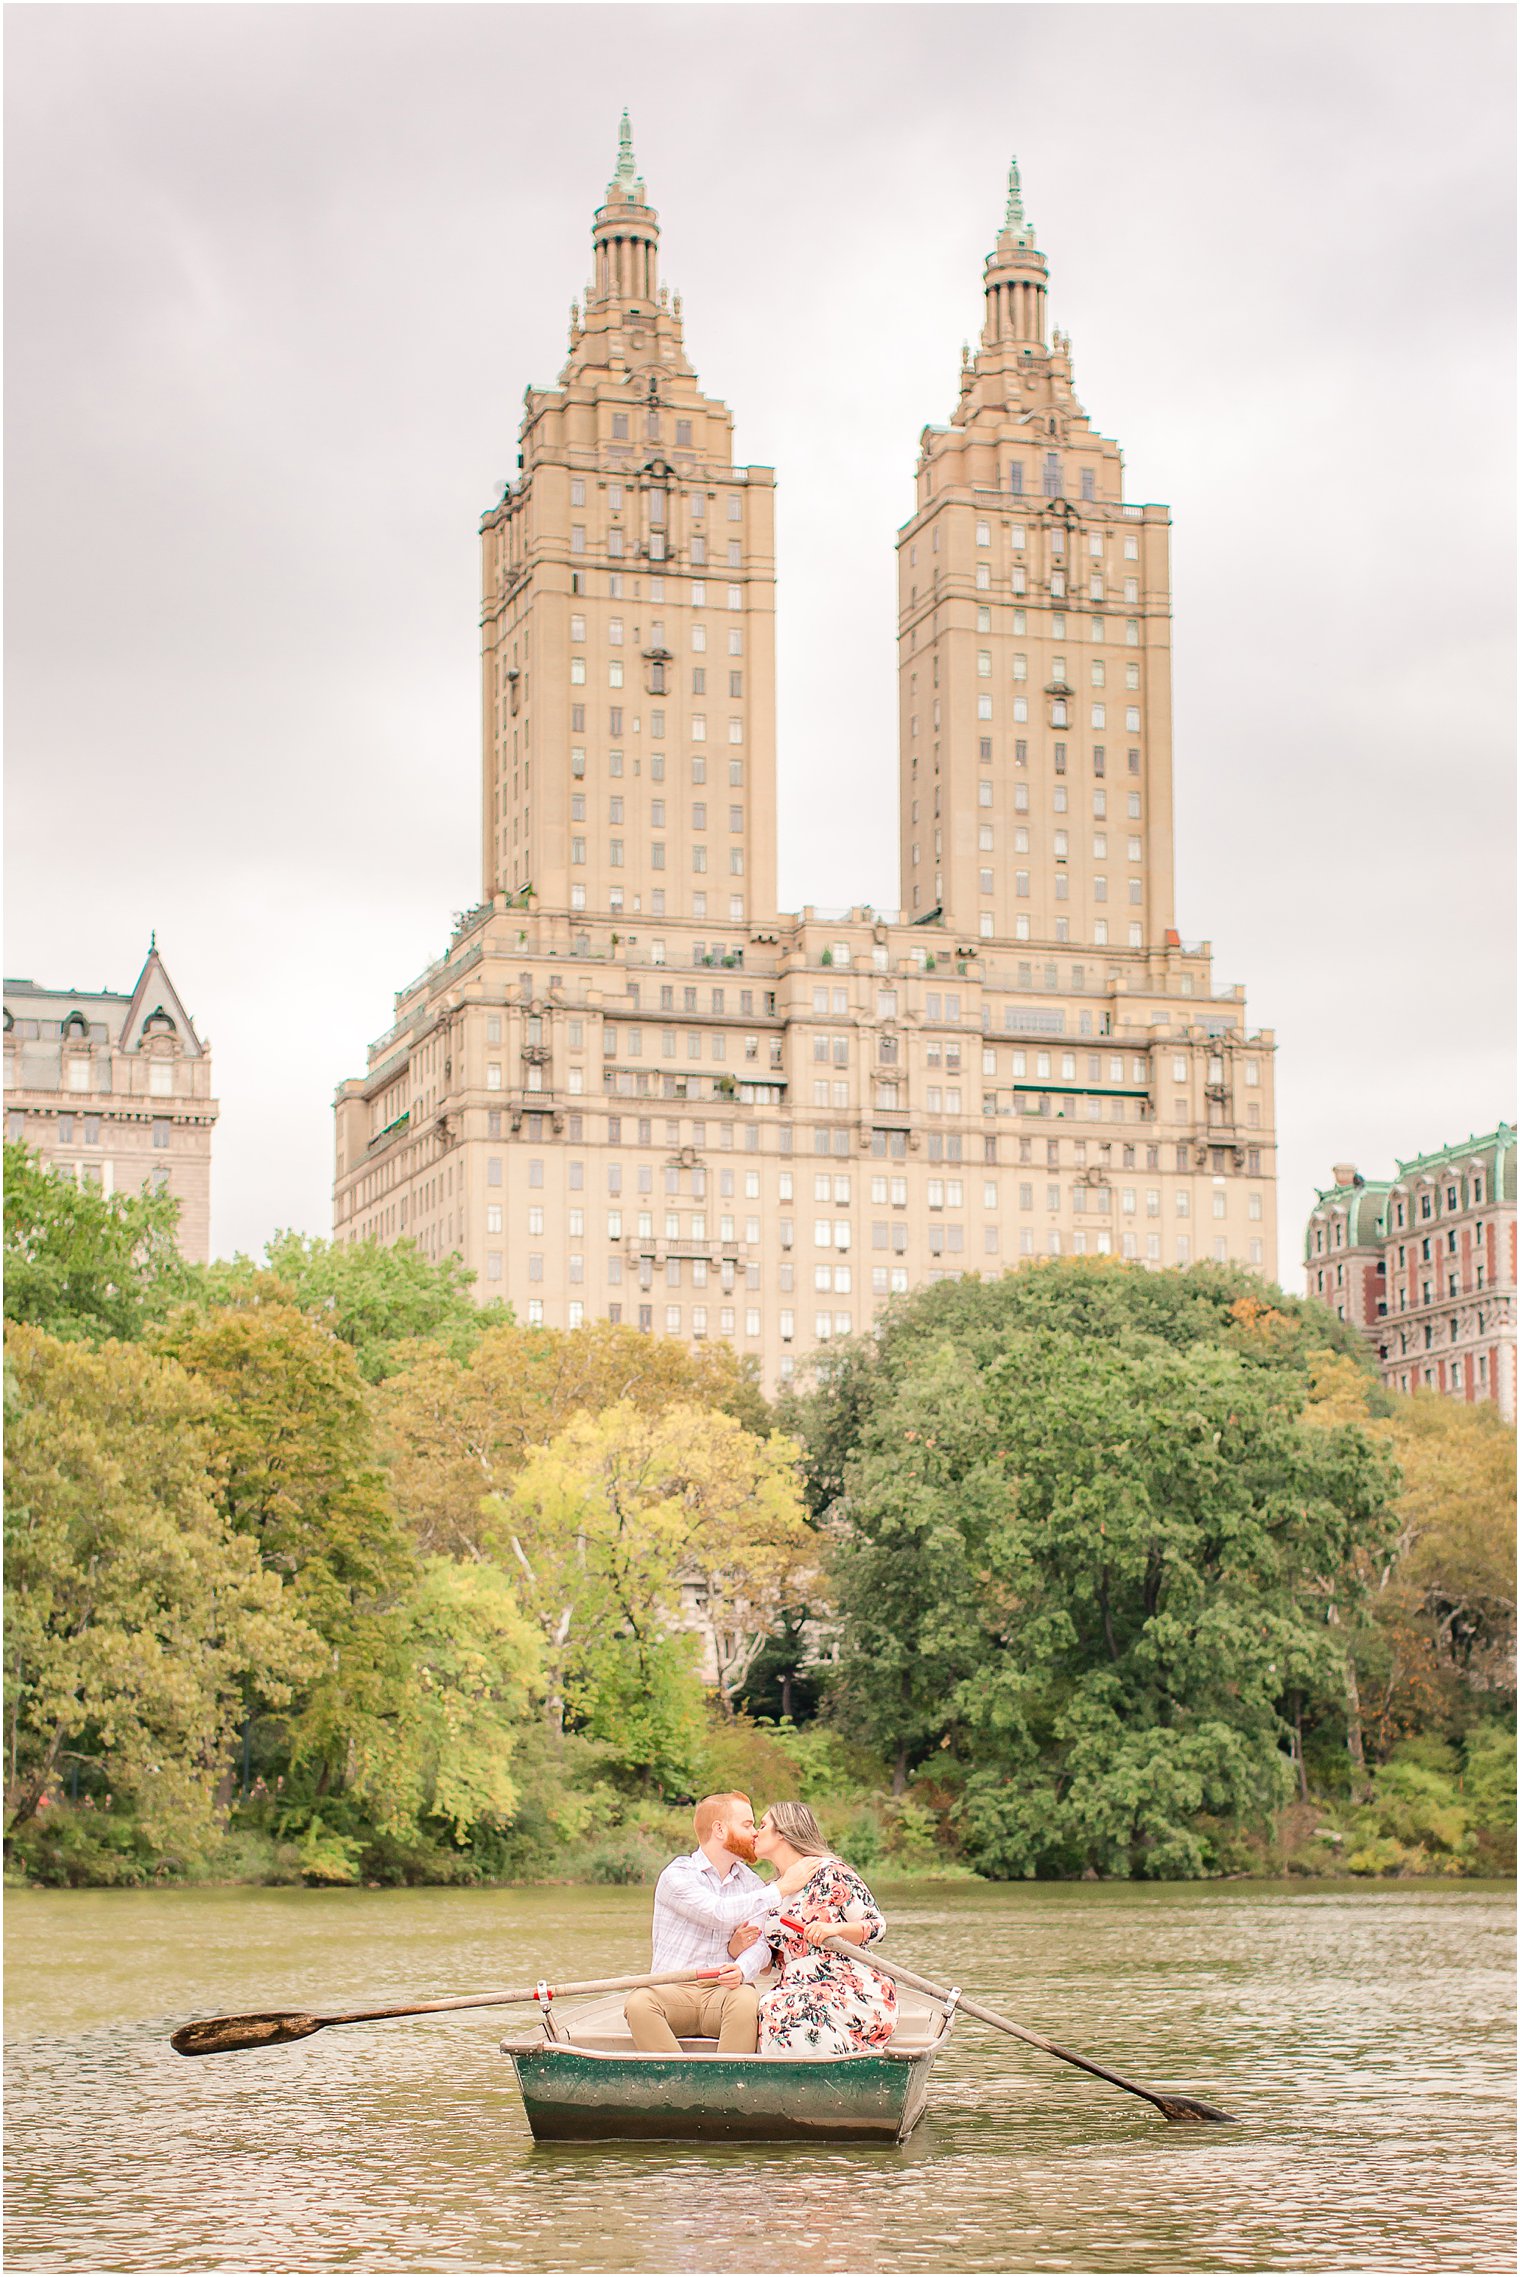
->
[503,1984,954,2062]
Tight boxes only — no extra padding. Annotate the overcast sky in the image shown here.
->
[5,2,1514,1280]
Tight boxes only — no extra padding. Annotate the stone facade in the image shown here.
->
[479,114,777,930]
[898,161,1176,951]
[334,127,1279,1392]
[1305,1128,1517,1418]
[4,943,219,1262]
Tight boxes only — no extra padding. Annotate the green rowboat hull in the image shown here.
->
[504,2043,941,2143]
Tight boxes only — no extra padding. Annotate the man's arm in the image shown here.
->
[653,1858,765,1936]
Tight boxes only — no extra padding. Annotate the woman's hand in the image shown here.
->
[803,1918,868,1947]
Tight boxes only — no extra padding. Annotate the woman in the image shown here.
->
[751,1801,896,2056]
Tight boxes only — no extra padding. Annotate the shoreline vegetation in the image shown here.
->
[5,1141,1514,1894]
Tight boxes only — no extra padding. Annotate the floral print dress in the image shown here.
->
[756,1858,896,2056]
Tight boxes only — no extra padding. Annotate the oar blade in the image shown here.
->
[1153,2092,1238,2125]
[170,2011,323,2057]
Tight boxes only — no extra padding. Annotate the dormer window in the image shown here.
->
[142,1013,179,1096]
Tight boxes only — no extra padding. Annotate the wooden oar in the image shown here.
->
[170,1963,729,2058]
[780,1917,1236,2125]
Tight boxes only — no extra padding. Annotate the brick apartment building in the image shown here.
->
[1306,1126,1517,1417]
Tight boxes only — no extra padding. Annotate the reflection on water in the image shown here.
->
[4,1879,1513,2271]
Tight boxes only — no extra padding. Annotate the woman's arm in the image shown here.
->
[811,1862,886,1947]
[803,1917,870,1947]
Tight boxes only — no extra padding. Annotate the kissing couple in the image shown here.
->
[624,1792,896,2057]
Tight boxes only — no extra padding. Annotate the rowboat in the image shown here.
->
[500,1984,957,2143]
[170,1943,1233,2134]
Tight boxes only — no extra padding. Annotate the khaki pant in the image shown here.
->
[624,1981,760,2054]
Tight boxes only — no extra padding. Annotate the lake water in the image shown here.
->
[4,1879,1513,2272]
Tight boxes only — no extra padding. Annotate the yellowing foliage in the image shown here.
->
[376,1320,767,1559]
[485,1399,815,1729]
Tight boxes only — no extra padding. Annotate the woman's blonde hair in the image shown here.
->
[765,1800,831,1857]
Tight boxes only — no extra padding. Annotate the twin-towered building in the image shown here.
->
[333,122,1278,1389]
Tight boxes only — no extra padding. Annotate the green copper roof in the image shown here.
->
[1390,1122,1516,1180]
[1305,1177,1392,1257]
[1308,1122,1517,1257]
[1309,1177,1392,1243]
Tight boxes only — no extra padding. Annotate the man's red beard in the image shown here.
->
[725,1829,758,1863]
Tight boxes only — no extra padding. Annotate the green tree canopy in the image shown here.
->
[804,1261,1398,1877]
[194,1232,513,1382]
[783,1261,1376,1506]
[3,1141,190,1343]
[154,1302,420,1806]
[4,1325,321,1853]
[346,1557,543,1845]
[156,1302,411,1623]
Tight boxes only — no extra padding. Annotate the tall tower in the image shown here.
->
[897,160,1176,951]
[480,115,778,930]
[337,134,1279,1393]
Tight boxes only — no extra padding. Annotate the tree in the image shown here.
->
[809,1263,1399,1877]
[1383,1393,1515,1690]
[195,1232,511,1382]
[1307,1359,1516,1756]
[155,1302,418,1799]
[827,1343,1000,1791]
[786,1258,1378,1523]
[350,1559,543,1843]
[3,1141,190,1344]
[681,1430,821,1711]
[4,1326,319,1853]
[571,1631,710,1794]
[485,1400,812,1739]
[378,1320,772,1560]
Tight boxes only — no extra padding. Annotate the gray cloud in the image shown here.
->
[6,3,1513,1275]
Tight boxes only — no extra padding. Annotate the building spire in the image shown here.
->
[590,112,658,308]
[1005,155,1025,229]
[613,109,642,198]
[1000,154,1037,254]
[979,151,1047,351]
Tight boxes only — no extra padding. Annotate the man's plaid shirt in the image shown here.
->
[650,1848,773,1983]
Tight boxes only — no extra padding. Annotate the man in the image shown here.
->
[624,1791,772,2054]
